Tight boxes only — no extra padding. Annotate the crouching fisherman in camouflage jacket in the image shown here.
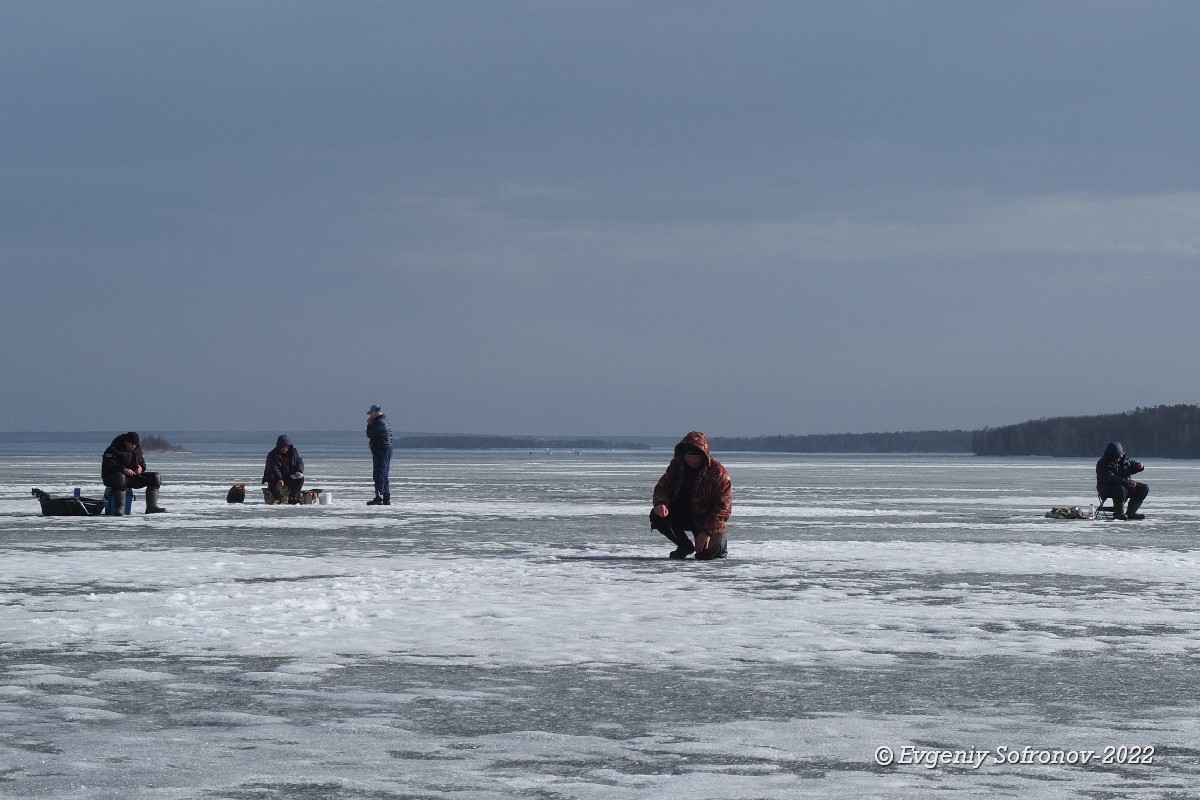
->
[650,431,732,560]
[101,432,167,514]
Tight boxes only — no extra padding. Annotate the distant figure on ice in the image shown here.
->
[263,435,305,504]
[650,431,732,559]
[101,431,167,514]
[1096,441,1148,520]
[366,404,393,505]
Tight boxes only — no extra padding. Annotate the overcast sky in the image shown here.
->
[3,1,1199,437]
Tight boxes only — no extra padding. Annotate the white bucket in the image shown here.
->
[318,492,331,505]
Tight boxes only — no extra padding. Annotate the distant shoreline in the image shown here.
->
[0,431,667,451]
[3,405,1197,456]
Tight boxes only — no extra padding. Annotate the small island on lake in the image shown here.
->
[141,435,189,453]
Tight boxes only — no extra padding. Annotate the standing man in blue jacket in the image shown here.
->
[366,404,393,505]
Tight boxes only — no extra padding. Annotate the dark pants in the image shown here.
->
[372,445,392,497]
[649,512,727,560]
[104,471,161,491]
[270,477,305,504]
[1100,482,1149,515]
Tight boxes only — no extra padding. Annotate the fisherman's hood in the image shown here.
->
[673,431,713,468]
[1103,441,1125,460]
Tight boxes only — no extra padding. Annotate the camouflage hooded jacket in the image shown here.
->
[652,431,732,536]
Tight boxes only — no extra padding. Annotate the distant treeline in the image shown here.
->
[971,404,1200,458]
[11,406,1199,457]
[393,435,647,450]
[710,430,973,454]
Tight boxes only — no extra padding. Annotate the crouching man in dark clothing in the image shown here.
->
[1097,441,1149,520]
[101,431,167,514]
[263,435,305,504]
[650,431,732,560]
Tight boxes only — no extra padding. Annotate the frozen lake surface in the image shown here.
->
[2,446,1199,798]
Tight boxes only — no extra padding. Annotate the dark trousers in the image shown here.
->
[270,477,305,503]
[104,471,161,491]
[649,512,727,560]
[372,445,392,497]
[1100,482,1149,514]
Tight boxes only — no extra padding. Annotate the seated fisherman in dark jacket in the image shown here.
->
[1096,441,1148,520]
[263,435,305,504]
[101,431,167,514]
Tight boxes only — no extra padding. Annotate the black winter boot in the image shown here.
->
[651,513,694,558]
[112,489,126,516]
[367,495,384,505]
[669,542,695,559]
[382,494,391,505]
[146,486,168,514]
[668,532,695,560]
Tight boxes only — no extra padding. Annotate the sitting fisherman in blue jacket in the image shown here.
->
[263,435,305,504]
[1096,441,1148,520]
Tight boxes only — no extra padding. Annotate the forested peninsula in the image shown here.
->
[970,404,1200,458]
[715,405,1200,458]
